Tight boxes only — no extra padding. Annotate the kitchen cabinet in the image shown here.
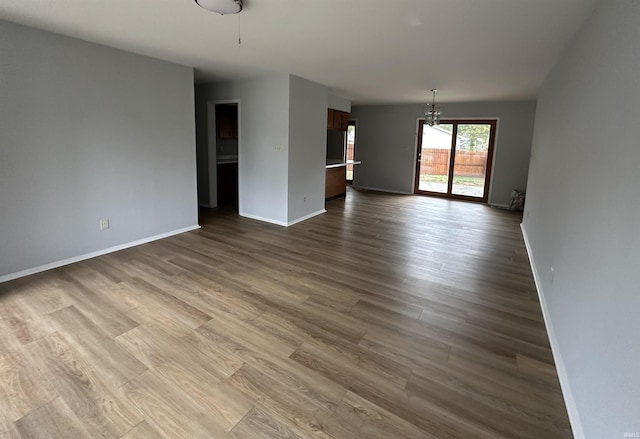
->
[216,104,238,139]
[325,166,347,198]
[327,108,349,131]
[341,111,349,130]
[217,162,238,203]
[325,161,362,200]
[333,110,342,130]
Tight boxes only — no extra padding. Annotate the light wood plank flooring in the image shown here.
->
[0,189,572,438]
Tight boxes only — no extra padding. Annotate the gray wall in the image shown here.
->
[195,94,212,206]
[196,75,291,224]
[288,75,328,222]
[328,94,351,113]
[350,102,536,205]
[0,20,198,280]
[522,1,640,437]
[196,74,329,225]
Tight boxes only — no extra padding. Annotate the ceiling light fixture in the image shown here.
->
[195,0,243,15]
[425,89,442,127]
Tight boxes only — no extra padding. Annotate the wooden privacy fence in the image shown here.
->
[421,148,487,177]
[347,143,354,161]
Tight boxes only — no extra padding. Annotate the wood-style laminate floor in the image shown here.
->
[0,189,572,438]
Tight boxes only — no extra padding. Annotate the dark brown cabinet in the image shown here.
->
[333,110,342,130]
[216,104,238,139]
[341,111,349,130]
[327,108,349,131]
[325,166,347,199]
[217,163,238,203]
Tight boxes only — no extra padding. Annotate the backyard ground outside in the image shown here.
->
[418,174,485,197]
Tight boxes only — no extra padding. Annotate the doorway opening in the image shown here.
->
[214,103,239,208]
[414,119,496,203]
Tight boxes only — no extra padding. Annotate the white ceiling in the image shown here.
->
[0,0,596,104]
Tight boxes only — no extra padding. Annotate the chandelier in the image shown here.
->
[424,89,442,127]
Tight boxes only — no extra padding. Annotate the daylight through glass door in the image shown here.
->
[415,119,496,203]
[346,121,356,182]
[416,123,454,194]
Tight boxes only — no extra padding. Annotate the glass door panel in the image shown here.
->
[415,119,496,203]
[417,123,453,193]
[451,123,492,198]
[346,122,356,182]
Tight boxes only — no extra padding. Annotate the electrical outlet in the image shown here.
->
[99,218,110,230]
[303,196,307,203]
[550,266,555,285]
[274,144,282,152]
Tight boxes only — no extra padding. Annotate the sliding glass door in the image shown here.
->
[415,119,496,202]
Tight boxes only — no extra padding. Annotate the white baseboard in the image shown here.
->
[520,224,584,439]
[287,209,326,226]
[352,185,413,195]
[0,225,201,284]
[239,212,288,227]
[239,209,326,227]
[489,202,510,209]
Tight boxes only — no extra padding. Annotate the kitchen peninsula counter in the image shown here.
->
[325,160,361,169]
[325,160,361,199]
